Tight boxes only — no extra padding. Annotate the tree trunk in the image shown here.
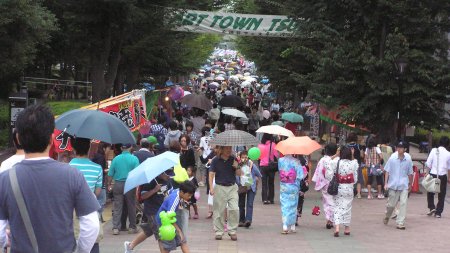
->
[379,20,387,60]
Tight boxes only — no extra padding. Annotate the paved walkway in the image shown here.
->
[99,147,450,253]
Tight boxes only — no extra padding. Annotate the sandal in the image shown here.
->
[281,230,289,234]
[206,212,213,219]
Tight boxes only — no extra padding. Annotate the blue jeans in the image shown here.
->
[97,188,106,214]
[239,190,256,222]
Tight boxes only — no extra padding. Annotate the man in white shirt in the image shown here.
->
[0,129,25,173]
[0,105,100,253]
[425,136,450,218]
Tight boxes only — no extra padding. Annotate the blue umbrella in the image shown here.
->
[124,151,179,193]
[55,109,136,144]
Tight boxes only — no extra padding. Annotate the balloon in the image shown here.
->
[194,191,200,200]
[159,211,177,241]
[173,162,189,183]
[248,147,261,160]
[147,136,157,144]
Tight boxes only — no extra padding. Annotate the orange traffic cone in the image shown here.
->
[411,165,421,194]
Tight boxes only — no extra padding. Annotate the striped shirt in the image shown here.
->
[70,158,103,193]
[155,189,180,226]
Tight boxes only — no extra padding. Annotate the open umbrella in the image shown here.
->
[222,108,248,119]
[275,136,321,155]
[181,93,212,111]
[281,112,304,123]
[215,76,225,81]
[55,109,135,144]
[210,130,259,147]
[256,125,294,137]
[240,81,251,88]
[205,77,213,81]
[219,95,245,108]
[124,151,179,193]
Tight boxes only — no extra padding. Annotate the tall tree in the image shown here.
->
[235,0,450,137]
[0,0,57,98]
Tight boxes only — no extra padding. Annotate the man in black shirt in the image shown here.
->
[124,171,173,253]
[209,146,241,241]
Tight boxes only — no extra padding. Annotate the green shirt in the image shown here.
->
[108,151,139,181]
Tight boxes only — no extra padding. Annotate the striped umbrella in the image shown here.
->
[210,130,259,147]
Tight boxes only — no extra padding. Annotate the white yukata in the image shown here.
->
[325,159,358,226]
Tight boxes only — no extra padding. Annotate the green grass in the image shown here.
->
[0,100,89,149]
[46,100,89,116]
[0,100,8,149]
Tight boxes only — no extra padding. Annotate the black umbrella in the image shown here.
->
[181,93,213,111]
[218,95,245,108]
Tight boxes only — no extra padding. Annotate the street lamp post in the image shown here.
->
[395,58,408,140]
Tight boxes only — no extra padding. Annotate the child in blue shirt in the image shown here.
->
[155,180,195,253]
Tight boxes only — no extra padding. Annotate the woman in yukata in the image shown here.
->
[312,143,338,229]
[278,154,305,234]
[325,146,358,237]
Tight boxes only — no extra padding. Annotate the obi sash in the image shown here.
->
[337,173,355,184]
[280,169,296,184]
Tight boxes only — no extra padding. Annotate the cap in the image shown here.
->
[165,168,175,177]
[147,136,158,145]
[396,141,406,148]
[122,143,132,149]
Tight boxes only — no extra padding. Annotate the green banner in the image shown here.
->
[173,10,301,37]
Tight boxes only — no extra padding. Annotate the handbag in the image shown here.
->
[327,159,340,196]
[266,141,278,172]
[422,148,441,193]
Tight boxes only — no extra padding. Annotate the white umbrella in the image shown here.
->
[229,76,239,82]
[215,76,225,81]
[240,81,251,88]
[244,72,251,76]
[244,77,257,82]
[210,82,220,86]
[222,108,247,119]
[256,125,294,137]
[182,91,191,97]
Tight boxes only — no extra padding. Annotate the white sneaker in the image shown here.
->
[371,188,377,193]
[124,241,134,253]
[198,181,205,187]
[362,188,369,193]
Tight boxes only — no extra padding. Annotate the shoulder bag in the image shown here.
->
[9,167,39,253]
[327,159,340,196]
[422,148,441,193]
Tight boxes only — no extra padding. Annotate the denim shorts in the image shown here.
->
[140,215,158,238]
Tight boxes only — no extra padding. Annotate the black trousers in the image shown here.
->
[261,166,275,202]
[427,174,447,215]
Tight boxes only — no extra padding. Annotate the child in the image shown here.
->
[237,151,262,228]
[187,166,199,219]
[155,180,195,253]
[124,171,173,253]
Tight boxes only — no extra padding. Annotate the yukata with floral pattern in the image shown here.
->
[325,159,358,226]
[312,155,337,223]
[278,155,305,229]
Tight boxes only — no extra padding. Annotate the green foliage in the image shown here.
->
[0,0,57,98]
[234,0,450,137]
[0,100,8,149]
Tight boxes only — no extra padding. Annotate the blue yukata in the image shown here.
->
[278,155,304,229]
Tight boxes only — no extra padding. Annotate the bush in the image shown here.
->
[406,127,450,147]
[0,100,9,149]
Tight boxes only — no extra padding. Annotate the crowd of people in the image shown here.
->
[1,53,450,253]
